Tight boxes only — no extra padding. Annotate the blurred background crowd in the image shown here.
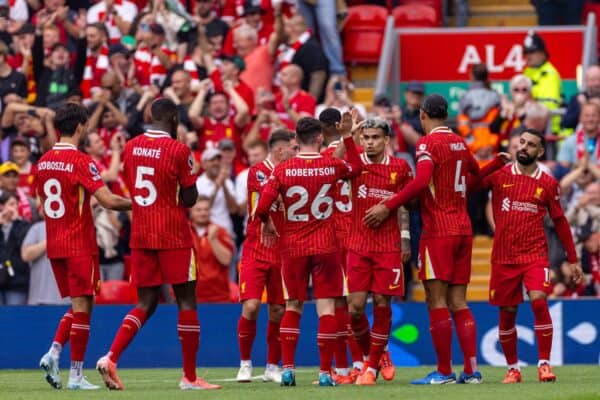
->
[0,0,599,306]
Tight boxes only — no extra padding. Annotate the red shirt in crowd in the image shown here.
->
[275,89,316,130]
[193,223,234,303]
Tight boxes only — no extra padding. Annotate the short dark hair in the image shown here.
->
[268,129,294,149]
[318,108,341,127]
[295,117,322,145]
[0,191,16,205]
[206,91,229,104]
[54,102,88,137]
[196,195,211,203]
[362,117,391,137]
[521,128,546,150]
[151,98,179,125]
[421,94,448,120]
[471,63,489,82]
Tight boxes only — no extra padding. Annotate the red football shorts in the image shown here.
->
[239,257,284,305]
[281,253,345,301]
[489,260,551,306]
[418,235,473,284]
[346,249,404,296]
[130,248,196,288]
[50,255,100,298]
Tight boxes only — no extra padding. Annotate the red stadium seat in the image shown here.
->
[399,0,443,21]
[96,280,138,305]
[393,4,441,28]
[343,5,389,64]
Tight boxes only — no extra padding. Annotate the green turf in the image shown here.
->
[1,366,599,400]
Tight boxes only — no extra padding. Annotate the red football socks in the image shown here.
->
[266,319,281,365]
[52,308,73,347]
[499,309,518,366]
[70,312,90,363]
[108,307,148,364]
[317,314,337,374]
[531,299,553,361]
[429,307,453,375]
[350,312,371,357]
[178,310,200,382]
[237,316,257,361]
[369,306,392,368]
[452,308,478,374]
[280,310,301,370]
[334,307,349,370]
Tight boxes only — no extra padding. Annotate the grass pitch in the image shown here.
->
[1,366,599,400]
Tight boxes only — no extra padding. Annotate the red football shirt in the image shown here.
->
[199,117,243,154]
[18,163,36,198]
[415,127,479,238]
[347,153,412,252]
[275,90,316,130]
[193,223,234,303]
[122,130,197,249]
[243,158,284,263]
[36,142,105,259]
[484,163,565,265]
[255,137,361,258]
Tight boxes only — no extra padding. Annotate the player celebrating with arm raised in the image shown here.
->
[37,102,132,390]
[364,94,508,385]
[473,129,582,383]
[338,117,413,385]
[96,98,221,391]
[236,130,298,383]
[254,117,362,387]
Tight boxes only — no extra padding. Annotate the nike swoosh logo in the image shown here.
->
[388,284,402,290]
[502,184,515,188]
[542,332,553,337]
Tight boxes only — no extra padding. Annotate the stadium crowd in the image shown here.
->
[0,0,598,306]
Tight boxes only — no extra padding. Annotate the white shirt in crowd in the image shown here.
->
[87,0,138,42]
[196,173,235,238]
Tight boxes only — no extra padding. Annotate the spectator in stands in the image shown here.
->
[457,63,501,164]
[9,23,36,104]
[10,137,35,197]
[296,1,345,83]
[234,23,278,94]
[523,31,562,135]
[142,0,189,49]
[132,23,175,89]
[566,182,600,237]
[163,69,196,130]
[243,92,285,147]
[84,131,124,185]
[218,137,246,178]
[0,161,37,222]
[370,94,415,158]
[191,195,234,303]
[278,12,327,100]
[192,0,229,36]
[532,0,585,26]
[33,0,84,47]
[22,209,70,305]
[0,40,27,110]
[87,0,138,44]
[511,101,551,137]
[557,102,600,168]
[315,77,366,118]
[562,65,600,131]
[275,64,316,130]
[560,151,598,211]
[0,191,30,305]
[98,69,139,120]
[87,93,128,157]
[107,43,132,89]
[1,102,56,161]
[196,147,237,238]
[496,74,535,149]
[81,22,109,102]
[223,3,273,56]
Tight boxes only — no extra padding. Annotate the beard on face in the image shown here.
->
[517,150,537,165]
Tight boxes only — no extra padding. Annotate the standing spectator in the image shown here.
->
[98,69,139,119]
[8,23,36,104]
[10,136,35,197]
[0,192,30,305]
[234,23,277,94]
[277,13,327,100]
[495,74,535,148]
[0,40,26,110]
[523,31,562,135]
[457,63,501,164]
[0,161,37,222]
[222,2,273,56]
[532,0,585,25]
[191,196,234,303]
[1,102,57,161]
[196,147,238,237]
[87,91,128,154]
[562,65,600,131]
[33,0,84,46]
[275,64,316,130]
[163,69,197,130]
[132,23,176,89]
[22,213,70,305]
[81,22,109,102]
[557,102,600,168]
[315,77,366,119]
[296,1,345,81]
[87,0,138,44]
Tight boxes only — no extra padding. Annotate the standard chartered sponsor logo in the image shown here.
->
[501,197,537,213]
[501,197,511,212]
[358,184,368,199]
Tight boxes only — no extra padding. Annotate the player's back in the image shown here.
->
[274,153,345,258]
[321,142,352,249]
[36,143,103,259]
[123,131,196,249]
[416,128,477,238]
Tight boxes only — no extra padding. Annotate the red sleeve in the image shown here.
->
[337,136,362,179]
[467,150,480,175]
[217,226,234,252]
[254,170,281,222]
[547,181,564,219]
[297,93,316,115]
[384,159,434,211]
[468,157,504,192]
[222,28,236,56]
[553,216,578,263]
[210,69,224,92]
[78,156,105,194]
[177,146,198,188]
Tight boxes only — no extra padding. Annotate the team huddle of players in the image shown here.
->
[34,94,582,391]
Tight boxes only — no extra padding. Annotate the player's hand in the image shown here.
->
[400,238,411,263]
[497,152,512,164]
[363,203,390,228]
[260,219,279,248]
[335,111,353,137]
[569,262,584,284]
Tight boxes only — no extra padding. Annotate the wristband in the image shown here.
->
[401,230,410,240]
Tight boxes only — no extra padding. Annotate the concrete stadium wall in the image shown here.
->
[1,301,599,369]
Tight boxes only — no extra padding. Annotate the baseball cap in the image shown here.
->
[201,147,222,161]
[218,138,236,151]
[524,30,546,54]
[406,80,425,94]
[149,23,166,36]
[222,55,246,72]
[109,43,130,58]
[0,161,19,175]
[242,3,263,16]
[373,95,391,108]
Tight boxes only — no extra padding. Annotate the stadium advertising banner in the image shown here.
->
[1,301,599,369]
[390,27,584,116]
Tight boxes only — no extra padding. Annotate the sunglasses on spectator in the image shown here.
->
[511,87,529,93]
[140,23,150,32]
